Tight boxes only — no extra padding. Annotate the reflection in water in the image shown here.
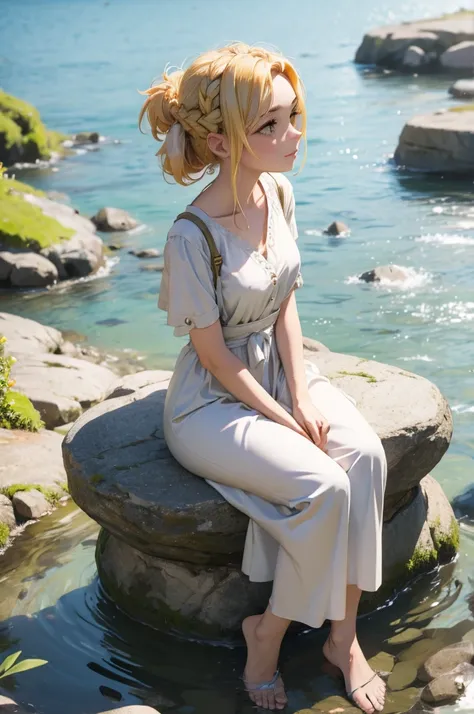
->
[0,502,472,714]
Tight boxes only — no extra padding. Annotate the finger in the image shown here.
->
[305,421,321,446]
[320,421,330,452]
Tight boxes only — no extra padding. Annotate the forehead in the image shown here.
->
[269,73,296,107]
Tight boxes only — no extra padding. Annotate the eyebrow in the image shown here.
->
[268,97,298,114]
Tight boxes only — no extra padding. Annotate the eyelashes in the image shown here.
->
[257,110,301,135]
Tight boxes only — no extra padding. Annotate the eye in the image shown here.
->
[290,110,302,130]
[258,119,277,136]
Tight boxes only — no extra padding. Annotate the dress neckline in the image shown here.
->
[185,175,275,267]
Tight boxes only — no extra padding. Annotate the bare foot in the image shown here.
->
[323,634,386,713]
[242,614,288,710]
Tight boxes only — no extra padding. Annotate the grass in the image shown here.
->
[1,391,44,431]
[0,483,64,505]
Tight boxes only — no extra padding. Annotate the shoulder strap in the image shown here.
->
[267,172,285,214]
[175,211,222,290]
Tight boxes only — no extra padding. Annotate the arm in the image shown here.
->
[189,319,312,441]
[275,290,330,450]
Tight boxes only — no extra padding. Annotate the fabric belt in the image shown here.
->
[222,310,280,372]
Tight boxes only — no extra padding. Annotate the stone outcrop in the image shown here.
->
[0,177,105,288]
[64,352,456,637]
[394,108,474,174]
[355,12,474,73]
[359,265,412,283]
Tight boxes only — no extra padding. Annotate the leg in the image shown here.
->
[307,381,387,712]
[323,585,386,713]
[165,402,352,710]
[242,606,290,710]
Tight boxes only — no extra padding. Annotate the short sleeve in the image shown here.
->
[273,172,298,240]
[158,233,220,337]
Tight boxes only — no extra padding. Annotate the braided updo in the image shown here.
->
[138,42,306,195]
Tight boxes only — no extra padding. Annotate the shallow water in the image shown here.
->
[1,502,473,713]
[1,0,474,710]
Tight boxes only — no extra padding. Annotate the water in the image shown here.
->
[0,0,473,710]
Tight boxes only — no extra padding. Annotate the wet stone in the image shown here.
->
[387,628,424,646]
[382,687,421,714]
[421,662,474,704]
[419,641,474,683]
[388,661,418,691]
[367,651,395,674]
[12,489,50,520]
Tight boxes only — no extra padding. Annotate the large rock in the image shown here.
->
[0,312,64,355]
[355,12,474,71]
[8,252,58,288]
[419,641,474,682]
[0,494,16,529]
[95,473,457,637]
[440,41,474,71]
[11,352,118,428]
[452,483,474,523]
[64,351,453,561]
[394,108,474,174]
[12,489,51,520]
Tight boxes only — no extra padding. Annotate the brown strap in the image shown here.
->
[267,172,285,214]
[175,176,285,290]
[175,211,223,290]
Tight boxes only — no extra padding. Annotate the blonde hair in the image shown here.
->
[138,42,306,203]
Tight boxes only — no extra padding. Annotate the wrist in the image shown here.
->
[292,390,311,408]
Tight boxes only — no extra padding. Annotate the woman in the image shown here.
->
[139,43,387,712]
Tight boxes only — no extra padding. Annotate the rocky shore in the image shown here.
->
[355,11,474,73]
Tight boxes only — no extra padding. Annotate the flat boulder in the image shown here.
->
[11,352,118,428]
[394,108,474,174]
[440,41,474,71]
[355,11,474,71]
[0,427,66,491]
[64,351,453,564]
[8,252,58,288]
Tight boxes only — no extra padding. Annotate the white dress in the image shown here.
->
[158,173,387,628]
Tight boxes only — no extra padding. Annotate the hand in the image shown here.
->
[292,398,330,452]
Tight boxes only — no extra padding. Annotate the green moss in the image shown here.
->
[406,546,438,574]
[0,91,71,166]
[448,104,474,113]
[0,174,74,250]
[90,474,105,486]
[337,370,377,383]
[432,516,460,556]
[0,483,63,505]
[0,522,10,547]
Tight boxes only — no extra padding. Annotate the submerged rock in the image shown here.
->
[91,207,138,232]
[394,108,474,174]
[355,11,474,73]
[452,483,474,522]
[64,351,456,637]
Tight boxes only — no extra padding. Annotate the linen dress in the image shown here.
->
[158,172,387,628]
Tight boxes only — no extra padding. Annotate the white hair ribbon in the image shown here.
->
[165,121,185,159]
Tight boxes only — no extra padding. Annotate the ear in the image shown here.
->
[207,132,230,160]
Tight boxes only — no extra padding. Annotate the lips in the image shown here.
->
[285,147,299,158]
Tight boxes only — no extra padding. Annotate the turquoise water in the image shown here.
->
[1,0,474,710]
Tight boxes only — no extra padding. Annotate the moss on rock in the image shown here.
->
[0,172,74,250]
[0,483,63,505]
[0,91,69,167]
[0,522,10,547]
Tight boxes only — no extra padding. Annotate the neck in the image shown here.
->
[210,162,263,215]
